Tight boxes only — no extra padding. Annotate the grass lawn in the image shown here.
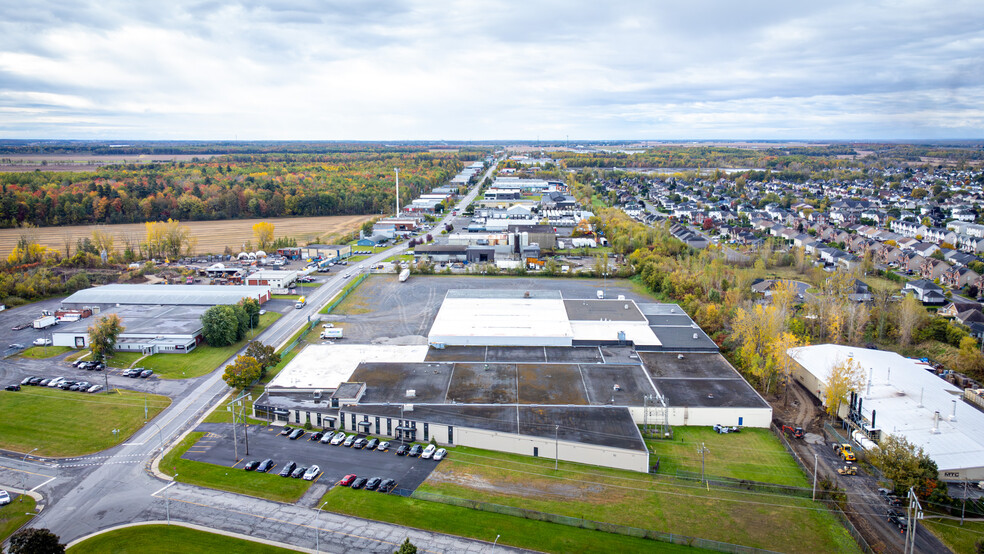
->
[646,427,810,487]
[321,486,701,554]
[416,446,857,554]
[922,519,984,554]
[160,432,313,503]
[105,351,146,368]
[384,254,413,263]
[140,312,281,379]
[297,282,322,288]
[0,388,170,456]
[67,524,300,554]
[271,294,302,300]
[18,346,72,359]
[0,494,36,543]
[64,350,91,363]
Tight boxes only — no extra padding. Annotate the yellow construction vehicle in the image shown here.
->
[837,465,858,476]
[832,443,857,462]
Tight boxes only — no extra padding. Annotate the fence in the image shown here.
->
[770,423,874,554]
[320,273,367,314]
[673,470,815,499]
[410,490,782,554]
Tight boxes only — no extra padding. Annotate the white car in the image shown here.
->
[0,490,9,505]
[322,323,334,329]
[47,377,66,388]
[433,448,447,461]
[330,433,347,445]
[33,338,52,346]
[303,465,321,481]
[421,444,437,459]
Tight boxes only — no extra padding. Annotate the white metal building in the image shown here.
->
[62,284,271,306]
[788,344,984,481]
[245,269,298,289]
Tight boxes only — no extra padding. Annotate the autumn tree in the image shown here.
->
[896,294,927,347]
[144,219,196,259]
[245,340,281,376]
[823,357,865,419]
[253,221,275,250]
[222,355,262,390]
[868,434,949,502]
[956,336,984,377]
[732,304,786,392]
[91,227,115,256]
[88,314,125,362]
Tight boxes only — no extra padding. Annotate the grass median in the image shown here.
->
[320,486,699,554]
[0,494,36,543]
[67,524,301,554]
[160,432,313,503]
[139,312,281,379]
[0,388,170,456]
[922,519,984,554]
[18,346,72,359]
[415,446,857,554]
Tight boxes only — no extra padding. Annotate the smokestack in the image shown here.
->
[857,397,862,417]
[870,410,876,429]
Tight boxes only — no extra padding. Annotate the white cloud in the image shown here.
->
[0,0,981,139]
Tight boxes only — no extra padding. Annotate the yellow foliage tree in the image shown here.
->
[253,221,275,250]
[824,357,866,419]
[144,219,196,259]
[732,304,785,392]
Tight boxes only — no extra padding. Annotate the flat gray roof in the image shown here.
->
[639,353,769,409]
[345,404,646,451]
[563,299,647,322]
[63,284,271,306]
[351,362,454,404]
[636,303,690,316]
[639,353,740,379]
[53,305,206,337]
[648,326,717,351]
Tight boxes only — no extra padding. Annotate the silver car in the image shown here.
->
[330,433,346,445]
[303,465,321,481]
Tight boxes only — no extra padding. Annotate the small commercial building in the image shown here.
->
[245,269,298,289]
[300,244,351,261]
[52,305,206,354]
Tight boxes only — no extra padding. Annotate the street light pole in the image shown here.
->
[812,454,818,501]
[554,425,559,470]
[491,534,500,553]
[20,448,38,500]
[316,500,329,553]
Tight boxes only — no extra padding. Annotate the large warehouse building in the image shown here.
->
[254,289,771,473]
[62,284,271,307]
[788,344,984,482]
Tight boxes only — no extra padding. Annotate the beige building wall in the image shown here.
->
[627,406,772,428]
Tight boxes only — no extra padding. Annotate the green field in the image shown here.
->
[923,519,984,554]
[0,388,170,456]
[18,346,72,359]
[646,427,810,487]
[0,494,36,543]
[67,524,300,554]
[160,432,313,503]
[415,446,856,554]
[271,294,302,300]
[139,312,281,379]
[321,486,701,554]
[105,351,146,368]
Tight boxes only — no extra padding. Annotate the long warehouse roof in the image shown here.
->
[63,284,270,306]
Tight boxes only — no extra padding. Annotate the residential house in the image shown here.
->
[920,258,949,281]
[941,266,980,289]
[939,301,982,319]
[903,279,947,305]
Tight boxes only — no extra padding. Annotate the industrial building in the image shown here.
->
[245,269,298,289]
[299,244,351,261]
[62,284,271,307]
[788,344,984,482]
[52,305,207,353]
[253,289,771,473]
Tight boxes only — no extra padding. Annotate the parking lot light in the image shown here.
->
[316,500,330,553]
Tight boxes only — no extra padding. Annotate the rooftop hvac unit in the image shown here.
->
[404,404,414,412]
[313,390,322,399]
[677,354,685,359]
[406,389,416,398]
[693,333,698,339]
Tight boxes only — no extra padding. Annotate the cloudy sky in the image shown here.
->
[1,0,981,140]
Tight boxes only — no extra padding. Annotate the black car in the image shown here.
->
[5,384,20,391]
[92,362,106,371]
[365,438,379,450]
[378,478,396,493]
[256,459,275,473]
[309,432,323,442]
[291,466,308,479]
[279,461,297,477]
[288,429,305,440]
[887,511,908,533]
[28,377,43,385]
[279,427,293,436]
[364,477,381,491]
[396,445,408,456]
[59,381,75,390]
[243,460,260,471]
[408,444,423,457]
[350,477,368,490]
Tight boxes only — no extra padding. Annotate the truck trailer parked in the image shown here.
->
[33,315,57,329]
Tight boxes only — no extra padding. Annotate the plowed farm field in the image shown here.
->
[0,215,372,256]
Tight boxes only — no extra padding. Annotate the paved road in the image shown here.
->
[1,160,506,552]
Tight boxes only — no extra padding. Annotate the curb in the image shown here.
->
[63,520,320,553]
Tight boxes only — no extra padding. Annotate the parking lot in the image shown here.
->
[184,423,441,494]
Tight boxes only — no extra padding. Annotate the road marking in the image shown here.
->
[230,459,244,469]
[0,465,56,479]
[151,481,177,496]
[31,475,56,491]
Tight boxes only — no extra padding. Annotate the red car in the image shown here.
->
[339,474,357,486]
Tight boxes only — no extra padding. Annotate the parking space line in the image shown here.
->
[230,459,244,469]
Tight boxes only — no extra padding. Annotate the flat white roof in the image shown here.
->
[268,344,429,391]
[570,321,660,346]
[63,284,270,306]
[788,344,984,475]
[429,297,573,343]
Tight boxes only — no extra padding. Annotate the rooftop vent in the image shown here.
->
[405,389,416,398]
[313,390,322,399]
[677,354,685,359]
[693,333,698,340]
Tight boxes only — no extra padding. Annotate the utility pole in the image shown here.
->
[812,453,818,501]
[961,479,967,525]
[555,425,560,470]
[698,443,709,485]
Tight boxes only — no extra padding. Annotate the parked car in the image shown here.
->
[377,441,390,452]
[278,461,297,477]
[339,474,357,486]
[396,445,408,456]
[256,459,275,473]
[92,362,106,371]
[303,465,321,481]
[331,433,347,445]
[365,438,379,450]
[343,435,356,447]
[289,429,305,440]
[350,477,368,490]
[39,378,51,386]
[47,377,65,388]
[279,426,294,436]
[364,477,381,491]
[433,448,447,461]
[8,343,25,350]
[408,444,423,457]
[4,384,20,391]
[87,385,102,393]
[378,478,396,493]
[291,466,308,479]
[72,360,87,368]
[352,438,367,449]
[243,460,260,471]
[320,431,336,444]
[20,376,33,385]
[33,338,52,346]
[421,444,437,459]
[139,369,153,378]
[29,377,43,386]
[0,490,10,506]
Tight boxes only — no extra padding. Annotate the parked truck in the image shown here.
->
[33,315,57,329]
[399,268,410,282]
[320,328,343,339]
[295,296,306,309]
